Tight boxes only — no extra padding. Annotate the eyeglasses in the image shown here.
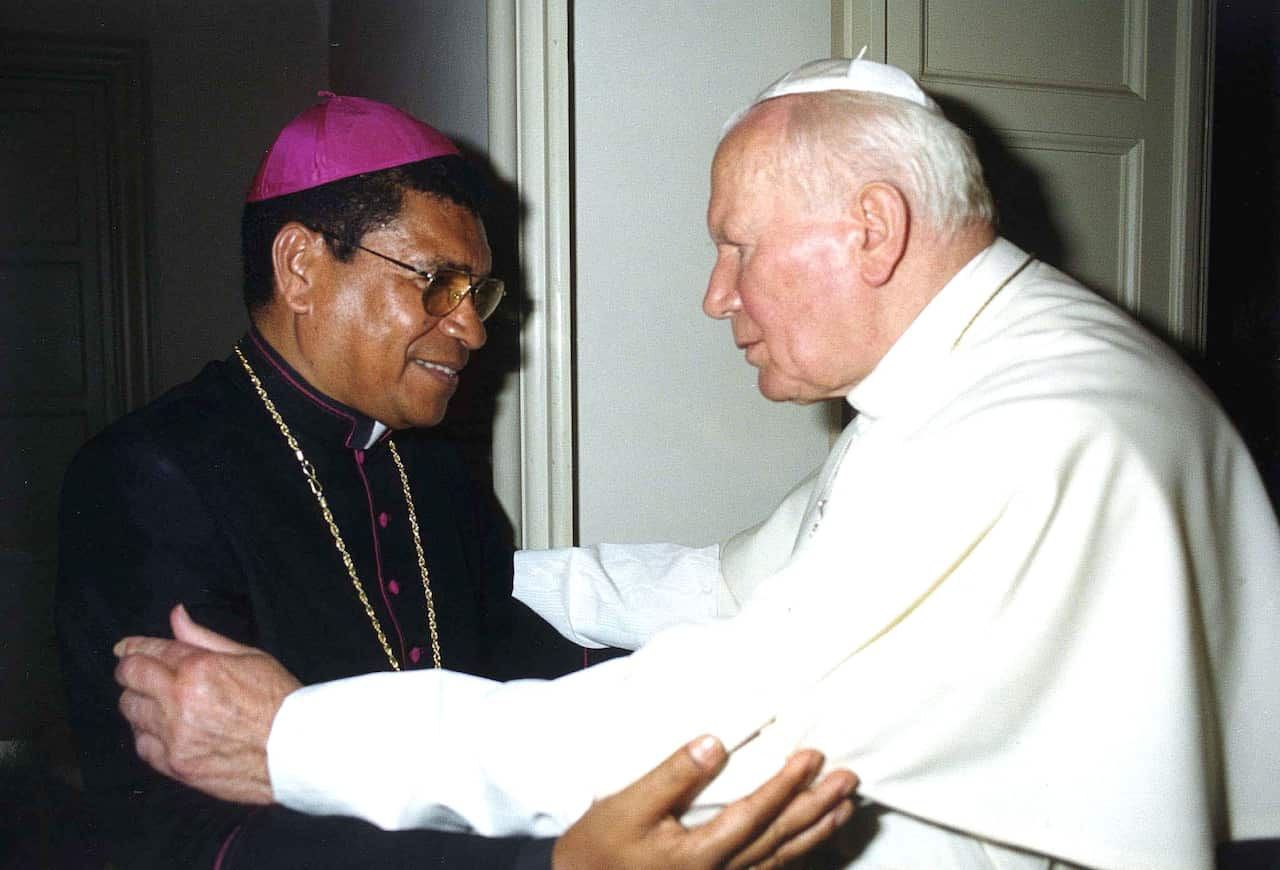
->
[321,231,505,321]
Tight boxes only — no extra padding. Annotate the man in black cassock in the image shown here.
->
[55,95,854,869]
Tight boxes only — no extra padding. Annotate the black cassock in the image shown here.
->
[57,330,583,869]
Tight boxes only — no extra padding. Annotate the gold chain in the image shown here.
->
[234,345,442,671]
[389,441,442,670]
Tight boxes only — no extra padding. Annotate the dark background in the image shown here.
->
[1204,0,1280,512]
[0,1,1276,866]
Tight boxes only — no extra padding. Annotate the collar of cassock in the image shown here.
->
[237,328,391,451]
[844,238,1028,424]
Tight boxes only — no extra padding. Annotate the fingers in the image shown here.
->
[552,736,730,870]
[555,739,856,870]
[619,735,729,825]
[170,604,253,654]
[117,686,168,739]
[687,734,729,771]
[134,730,176,780]
[753,794,854,870]
[724,767,858,870]
[112,605,252,664]
[114,649,178,700]
[691,749,823,863]
[113,634,193,660]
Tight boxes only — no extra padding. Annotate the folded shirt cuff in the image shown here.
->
[514,543,723,650]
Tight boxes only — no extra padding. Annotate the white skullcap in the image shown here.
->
[722,53,937,136]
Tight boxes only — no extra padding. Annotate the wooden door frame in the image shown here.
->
[485,1,575,549]
[1,32,151,417]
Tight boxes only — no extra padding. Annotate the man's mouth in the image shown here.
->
[412,359,460,379]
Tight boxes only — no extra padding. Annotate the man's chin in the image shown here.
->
[403,410,448,429]
[757,376,828,405]
[756,377,795,403]
[385,400,450,431]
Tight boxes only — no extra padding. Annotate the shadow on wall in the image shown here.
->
[417,141,528,551]
[936,96,1067,274]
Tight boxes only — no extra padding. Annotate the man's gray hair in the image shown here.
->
[756,90,996,236]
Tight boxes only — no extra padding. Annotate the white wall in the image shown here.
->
[573,0,835,545]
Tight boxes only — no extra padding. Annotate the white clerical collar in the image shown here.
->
[846,238,1030,421]
[363,422,388,450]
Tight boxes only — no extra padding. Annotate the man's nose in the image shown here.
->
[703,261,740,320]
[439,296,487,349]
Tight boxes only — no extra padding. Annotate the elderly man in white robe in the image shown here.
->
[115,57,1280,869]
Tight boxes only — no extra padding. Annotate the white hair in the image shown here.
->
[730,91,995,236]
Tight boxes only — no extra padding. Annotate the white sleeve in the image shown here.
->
[512,543,725,650]
[512,468,823,651]
[268,669,603,836]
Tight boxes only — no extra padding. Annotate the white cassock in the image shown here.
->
[268,239,1280,870]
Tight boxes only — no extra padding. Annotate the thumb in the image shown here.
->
[170,604,254,654]
[685,733,729,772]
[620,735,728,823]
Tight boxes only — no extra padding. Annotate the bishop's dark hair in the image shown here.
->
[240,154,488,313]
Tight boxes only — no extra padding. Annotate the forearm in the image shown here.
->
[509,468,823,652]
[266,607,826,835]
[268,669,598,835]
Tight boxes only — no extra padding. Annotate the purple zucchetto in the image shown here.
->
[245,92,460,202]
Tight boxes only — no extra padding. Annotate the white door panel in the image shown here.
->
[837,0,1211,345]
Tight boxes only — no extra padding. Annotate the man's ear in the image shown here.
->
[270,223,325,314]
[853,182,909,287]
